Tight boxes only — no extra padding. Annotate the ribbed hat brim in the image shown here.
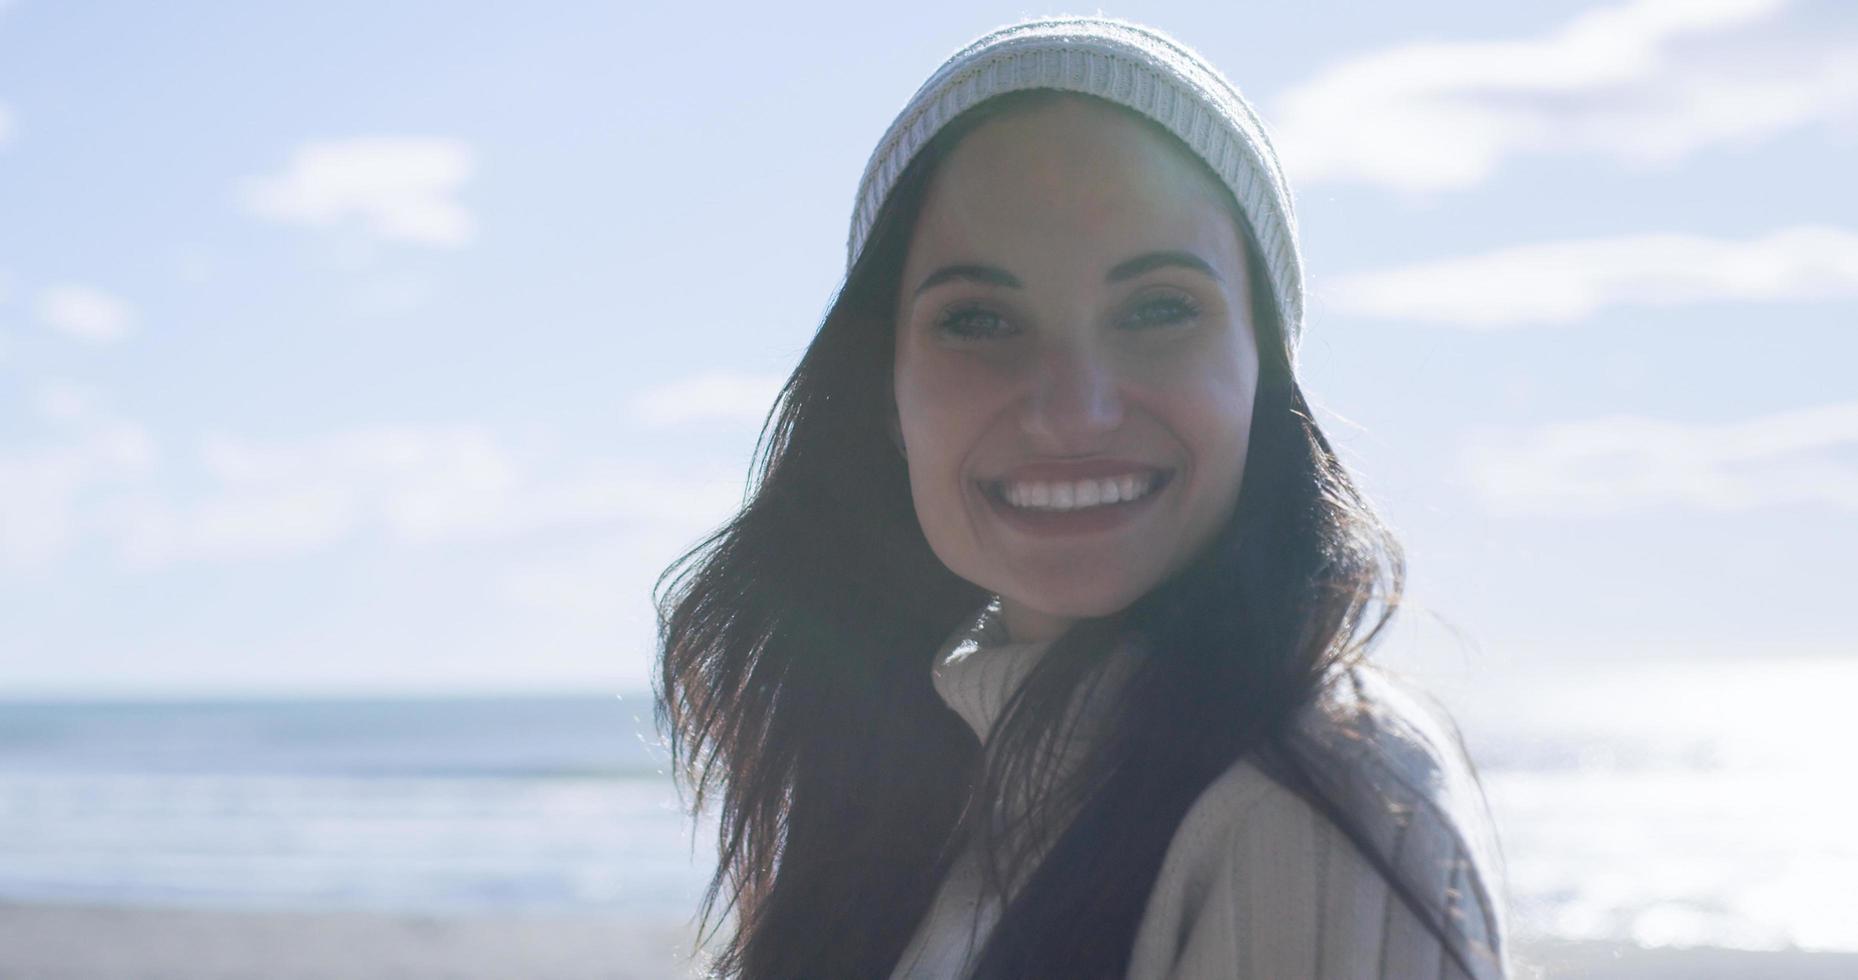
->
[846,15,1305,355]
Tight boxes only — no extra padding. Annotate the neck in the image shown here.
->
[998,597,1077,645]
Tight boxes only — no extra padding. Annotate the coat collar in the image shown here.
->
[930,597,1054,744]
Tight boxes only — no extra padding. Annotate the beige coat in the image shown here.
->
[888,602,1511,980]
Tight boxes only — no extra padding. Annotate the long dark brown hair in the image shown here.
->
[656,89,1501,978]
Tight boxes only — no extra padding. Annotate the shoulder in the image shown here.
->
[1126,664,1511,979]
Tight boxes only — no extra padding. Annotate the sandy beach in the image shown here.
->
[3,901,1855,979]
[1512,937,1858,979]
[0,901,711,980]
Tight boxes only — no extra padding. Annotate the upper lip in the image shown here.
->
[986,458,1172,483]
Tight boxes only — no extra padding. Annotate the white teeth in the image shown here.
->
[999,473,1159,512]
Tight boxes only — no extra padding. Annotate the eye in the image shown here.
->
[933,303,1017,341]
[1123,292,1202,330]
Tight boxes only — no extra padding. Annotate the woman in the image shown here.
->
[657,16,1511,979]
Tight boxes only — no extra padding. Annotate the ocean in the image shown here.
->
[0,694,712,918]
[1,656,1852,954]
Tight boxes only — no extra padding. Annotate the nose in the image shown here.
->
[1019,338,1124,451]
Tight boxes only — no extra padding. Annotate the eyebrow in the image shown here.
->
[911,249,1221,297]
[1107,249,1222,284]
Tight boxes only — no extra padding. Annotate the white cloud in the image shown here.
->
[31,379,99,423]
[626,370,788,428]
[0,419,158,569]
[0,103,12,146]
[0,410,748,572]
[236,137,476,248]
[1274,0,1858,192]
[120,426,522,565]
[37,284,135,343]
[1324,225,1858,327]
[496,524,708,620]
[1464,400,1858,514]
[119,430,743,567]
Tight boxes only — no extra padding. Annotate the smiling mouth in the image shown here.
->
[981,468,1174,512]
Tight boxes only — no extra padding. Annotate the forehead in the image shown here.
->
[905,96,1245,278]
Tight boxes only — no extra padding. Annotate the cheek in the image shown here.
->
[894,359,980,541]
[1162,348,1258,497]
[893,346,1007,462]
[893,349,1005,570]
[1200,370,1258,449]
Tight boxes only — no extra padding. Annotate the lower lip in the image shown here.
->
[980,473,1173,538]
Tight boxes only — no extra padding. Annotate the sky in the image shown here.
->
[1,0,1854,698]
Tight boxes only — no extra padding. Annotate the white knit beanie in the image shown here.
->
[846,15,1306,357]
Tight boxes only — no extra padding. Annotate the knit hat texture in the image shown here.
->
[846,15,1306,356]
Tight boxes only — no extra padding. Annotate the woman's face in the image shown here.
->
[892,96,1260,644]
